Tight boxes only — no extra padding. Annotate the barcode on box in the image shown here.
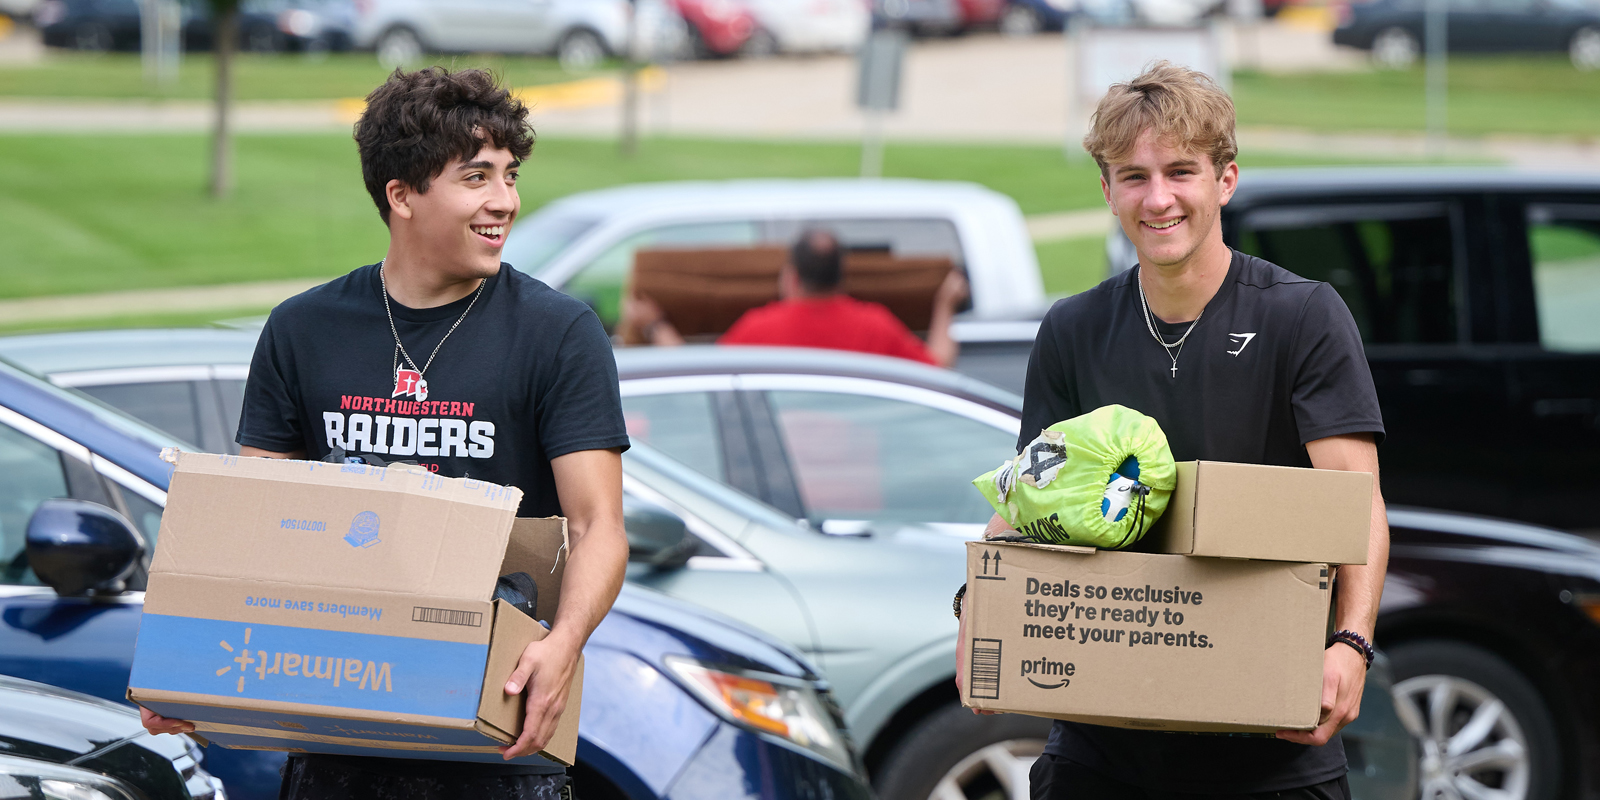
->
[969,638,1002,700]
[412,607,484,627]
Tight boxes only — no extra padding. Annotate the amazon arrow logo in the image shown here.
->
[1020,656,1075,689]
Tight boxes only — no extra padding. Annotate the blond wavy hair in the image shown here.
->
[1082,61,1237,178]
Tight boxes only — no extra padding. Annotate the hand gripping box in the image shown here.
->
[960,541,1332,732]
[1148,461,1373,564]
[127,453,582,766]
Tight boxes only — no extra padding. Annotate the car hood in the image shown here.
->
[597,584,821,682]
[0,674,190,764]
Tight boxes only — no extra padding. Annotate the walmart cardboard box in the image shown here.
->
[1148,461,1372,565]
[959,540,1331,732]
[128,453,581,766]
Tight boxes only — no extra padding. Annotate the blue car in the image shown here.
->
[0,356,873,800]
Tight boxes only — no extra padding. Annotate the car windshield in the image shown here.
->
[504,211,599,276]
[0,356,187,452]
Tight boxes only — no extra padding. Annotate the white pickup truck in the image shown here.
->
[502,178,1049,383]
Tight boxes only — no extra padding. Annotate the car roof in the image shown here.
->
[536,178,1018,218]
[1230,167,1600,205]
[614,345,1024,412]
[0,328,260,375]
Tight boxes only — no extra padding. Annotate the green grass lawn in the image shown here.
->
[1233,55,1600,138]
[0,51,595,101]
[0,133,1419,330]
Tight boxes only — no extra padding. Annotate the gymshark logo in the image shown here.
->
[1227,333,1256,356]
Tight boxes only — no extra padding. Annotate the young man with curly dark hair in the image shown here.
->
[140,67,631,800]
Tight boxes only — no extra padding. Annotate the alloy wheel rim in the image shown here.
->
[1573,29,1600,70]
[929,738,1043,800]
[1392,674,1531,800]
[560,34,604,71]
[1372,28,1418,68]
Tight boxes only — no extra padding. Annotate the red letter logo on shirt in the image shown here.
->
[393,369,429,402]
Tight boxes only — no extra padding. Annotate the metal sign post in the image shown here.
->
[140,0,180,88]
[856,28,907,179]
[1424,0,1448,158]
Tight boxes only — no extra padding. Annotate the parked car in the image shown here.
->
[499,179,1046,340]
[670,0,757,57]
[3,329,1415,800]
[353,0,685,70]
[33,0,350,51]
[954,0,1005,28]
[998,0,1072,35]
[1332,0,1600,68]
[0,356,875,800]
[871,0,963,35]
[0,675,224,800]
[740,0,867,55]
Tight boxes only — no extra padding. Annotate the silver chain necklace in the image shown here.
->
[1136,266,1204,379]
[379,259,485,400]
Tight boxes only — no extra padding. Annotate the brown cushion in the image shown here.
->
[629,246,953,340]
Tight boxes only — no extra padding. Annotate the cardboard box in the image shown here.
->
[1148,461,1372,565]
[960,540,1332,732]
[127,453,581,766]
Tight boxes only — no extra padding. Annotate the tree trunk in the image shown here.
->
[209,0,237,198]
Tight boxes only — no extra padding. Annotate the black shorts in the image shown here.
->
[279,755,572,800]
[1029,754,1350,800]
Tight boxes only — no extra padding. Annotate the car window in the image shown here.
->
[75,381,203,450]
[769,218,967,266]
[1237,202,1464,344]
[0,424,70,586]
[118,487,164,544]
[214,378,247,453]
[567,221,761,330]
[1528,204,1600,353]
[622,392,726,481]
[765,390,1013,526]
[509,212,599,276]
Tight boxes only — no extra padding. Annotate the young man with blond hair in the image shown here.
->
[965,62,1389,798]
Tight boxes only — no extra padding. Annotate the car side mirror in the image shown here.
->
[625,497,694,570]
[26,499,146,597]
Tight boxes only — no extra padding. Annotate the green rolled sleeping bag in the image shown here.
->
[973,404,1177,550]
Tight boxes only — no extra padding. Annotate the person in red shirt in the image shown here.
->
[627,229,969,367]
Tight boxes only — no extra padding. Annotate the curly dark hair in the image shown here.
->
[353,67,534,225]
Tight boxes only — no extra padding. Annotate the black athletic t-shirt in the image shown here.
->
[1021,251,1384,793]
[237,262,630,775]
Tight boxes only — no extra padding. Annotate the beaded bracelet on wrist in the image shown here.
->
[1327,629,1375,669]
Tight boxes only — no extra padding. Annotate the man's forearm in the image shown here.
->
[546,519,628,650]
[1335,487,1389,640]
[927,303,959,368]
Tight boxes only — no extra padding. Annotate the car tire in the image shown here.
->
[73,22,113,51]
[999,5,1042,36]
[375,26,424,69]
[875,703,1051,800]
[1389,640,1562,800]
[741,27,779,57]
[1571,26,1600,71]
[557,28,607,71]
[1370,26,1420,69]
[244,24,280,52]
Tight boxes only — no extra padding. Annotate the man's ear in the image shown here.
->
[778,265,801,299]
[1101,173,1114,214]
[1217,161,1239,207]
[385,179,415,222]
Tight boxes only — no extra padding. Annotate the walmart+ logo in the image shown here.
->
[215,626,394,694]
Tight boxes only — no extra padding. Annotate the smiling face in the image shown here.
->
[1100,128,1237,272]
[387,142,521,281]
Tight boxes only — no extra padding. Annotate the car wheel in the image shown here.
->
[1370,26,1420,69]
[741,27,779,57]
[999,5,1042,36]
[1389,640,1562,800]
[73,22,113,51]
[376,26,424,69]
[244,25,280,52]
[1571,26,1600,71]
[557,29,607,71]
[875,703,1051,800]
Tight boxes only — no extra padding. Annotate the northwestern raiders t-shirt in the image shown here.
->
[237,262,630,777]
[1019,251,1384,793]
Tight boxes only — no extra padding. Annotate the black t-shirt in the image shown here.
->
[1021,251,1384,793]
[238,262,630,775]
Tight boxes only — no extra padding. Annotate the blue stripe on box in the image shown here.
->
[139,702,499,746]
[205,731,562,768]
[131,614,488,719]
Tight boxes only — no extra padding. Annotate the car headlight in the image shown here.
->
[665,656,855,772]
[0,755,139,800]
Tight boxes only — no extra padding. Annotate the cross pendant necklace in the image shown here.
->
[1136,266,1203,379]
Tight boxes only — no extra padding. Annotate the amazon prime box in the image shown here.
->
[960,540,1331,732]
[127,452,581,766]
[1148,461,1372,564]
